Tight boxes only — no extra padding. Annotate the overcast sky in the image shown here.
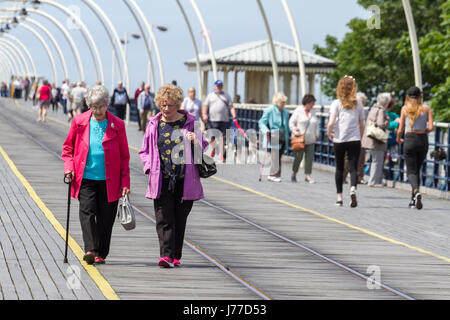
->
[1,0,369,103]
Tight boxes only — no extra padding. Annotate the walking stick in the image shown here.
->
[63,175,72,263]
[259,132,270,182]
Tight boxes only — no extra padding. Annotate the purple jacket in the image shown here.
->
[139,110,209,200]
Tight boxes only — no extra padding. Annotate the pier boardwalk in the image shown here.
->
[0,97,449,300]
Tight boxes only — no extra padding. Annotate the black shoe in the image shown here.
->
[291,175,297,183]
[415,192,423,210]
[350,190,357,208]
[409,198,416,209]
[335,201,343,207]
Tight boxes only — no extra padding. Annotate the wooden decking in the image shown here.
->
[1,97,449,300]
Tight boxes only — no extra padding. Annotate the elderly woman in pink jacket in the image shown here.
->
[139,84,208,268]
[62,85,130,265]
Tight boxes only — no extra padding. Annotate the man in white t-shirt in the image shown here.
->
[202,80,237,160]
[61,80,70,115]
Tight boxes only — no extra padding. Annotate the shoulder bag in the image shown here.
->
[366,107,389,144]
[291,112,311,151]
[192,142,217,178]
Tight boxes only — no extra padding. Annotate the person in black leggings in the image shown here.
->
[396,86,434,209]
[327,76,365,207]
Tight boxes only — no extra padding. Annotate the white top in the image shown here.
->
[204,91,233,122]
[182,97,202,121]
[289,106,319,145]
[329,99,364,143]
[61,83,69,100]
[71,86,87,103]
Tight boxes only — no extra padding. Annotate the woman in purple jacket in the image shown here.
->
[139,84,208,268]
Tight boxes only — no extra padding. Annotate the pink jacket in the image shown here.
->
[139,110,209,200]
[62,110,130,202]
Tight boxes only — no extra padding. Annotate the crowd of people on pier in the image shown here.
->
[1,74,434,268]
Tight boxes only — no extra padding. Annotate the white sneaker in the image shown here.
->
[267,176,282,183]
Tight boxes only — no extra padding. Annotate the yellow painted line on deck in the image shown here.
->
[210,175,450,264]
[12,99,450,264]
[0,145,119,300]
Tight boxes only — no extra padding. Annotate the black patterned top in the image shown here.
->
[158,116,187,192]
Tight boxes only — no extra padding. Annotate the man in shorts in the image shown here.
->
[202,80,237,161]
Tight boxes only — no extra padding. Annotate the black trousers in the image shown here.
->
[153,178,194,260]
[79,179,118,259]
[334,141,361,193]
[404,133,428,193]
[114,104,126,120]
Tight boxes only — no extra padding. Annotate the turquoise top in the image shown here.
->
[258,105,291,150]
[83,118,108,180]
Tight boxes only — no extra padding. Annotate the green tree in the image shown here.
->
[419,1,450,122]
[314,0,446,118]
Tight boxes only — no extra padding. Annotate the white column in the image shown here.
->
[223,68,229,93]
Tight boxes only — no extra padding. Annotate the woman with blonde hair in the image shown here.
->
[396,86,433,209]
[139,84,209,268]
[327,76,365,207]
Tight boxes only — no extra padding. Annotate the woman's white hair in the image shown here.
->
[272,92,288,106]
[356,92,367,104]
[85,85,110,107]
[376,92,392,107]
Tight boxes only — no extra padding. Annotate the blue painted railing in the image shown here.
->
[235,104,450,192]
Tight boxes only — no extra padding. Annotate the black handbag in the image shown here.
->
[191,142,217,178]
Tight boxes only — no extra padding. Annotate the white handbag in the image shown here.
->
[366,121,389,143]
[366,108,389,144]
[117,195,136,231]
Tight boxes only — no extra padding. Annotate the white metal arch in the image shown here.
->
[27,8,85,81]
[80,0,124,82]
[0,49,19,77]
[402,0,422,89]
[190,0,218,82]
[0,59,12,82]
[80,0,131,123]
[122,0,157,89]
[0,60,11,82]
[0,46,21,77]
[0,38,31,77]
[256,0,279,94]
[175,0,203,99]
[280,0,306,99]
[41,0,104,84]
[0,39,30,77]
[3,34,38,79]
[23,18,69,81]
[19,22,58,83]
[124,0,165,86]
